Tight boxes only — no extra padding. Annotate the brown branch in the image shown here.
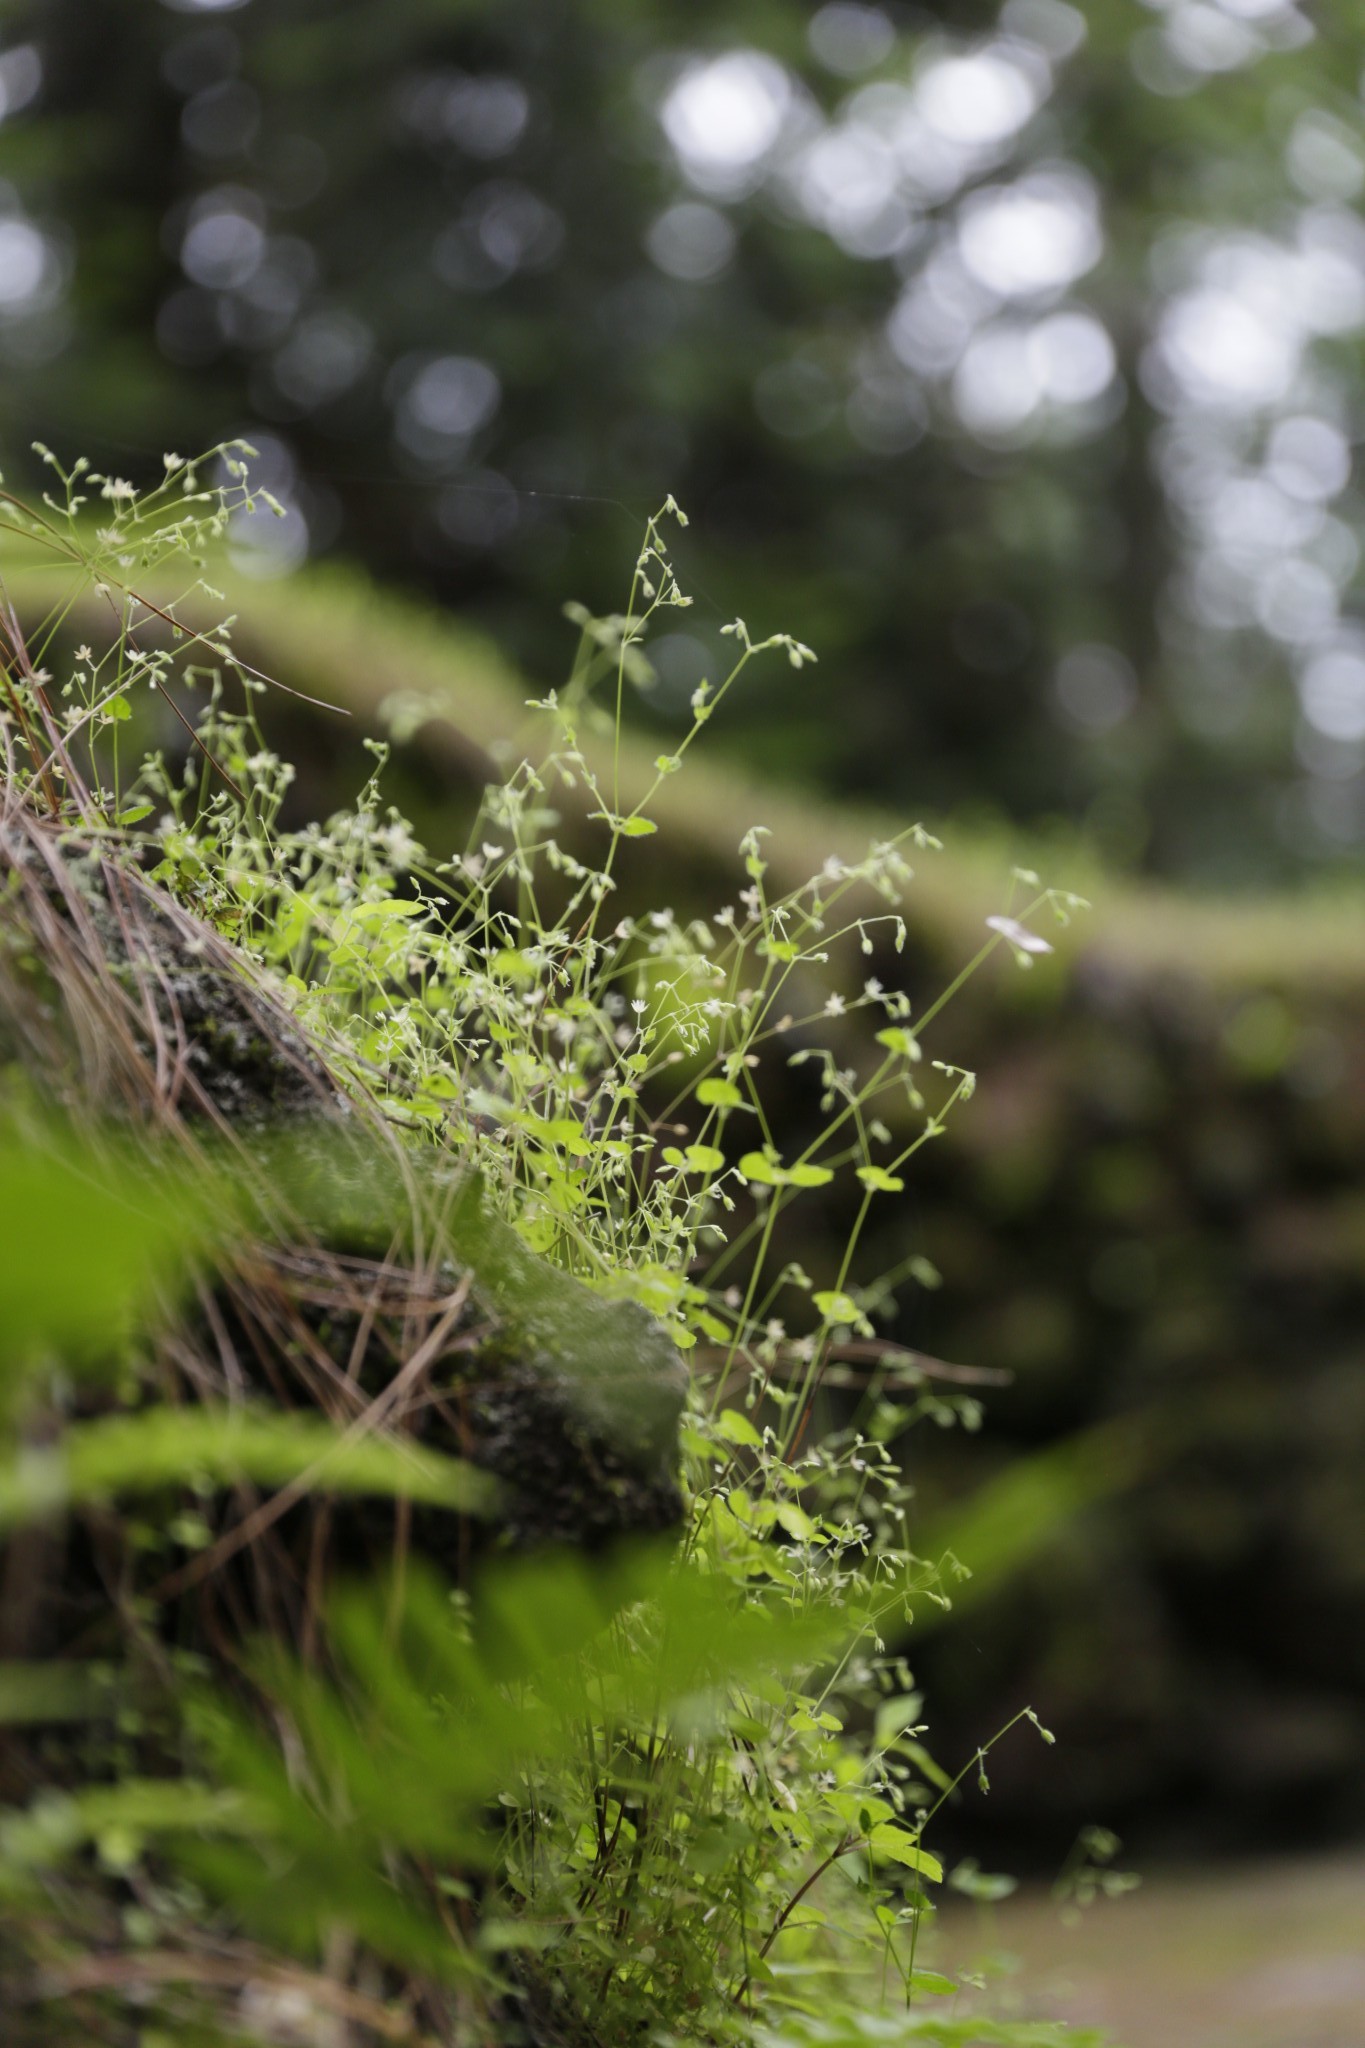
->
[757,1834,860,1963]
[697,1336,1011,1392]
[149,1273,476,1602]
[812,1339,1012,1388]
[734,1833,861,2007]
[114,582,350,715]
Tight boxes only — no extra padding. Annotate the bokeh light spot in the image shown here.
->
[957,168,1102,299]
[913,47,1042,149]
[808,4,896,77]
[646,201,736,282]
[1054,644,1138,732]
[661,52,791,190]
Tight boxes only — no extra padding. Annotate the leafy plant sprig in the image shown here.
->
[0,452,1103,2046]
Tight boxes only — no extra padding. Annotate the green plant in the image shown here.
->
[0,449,1109,2046]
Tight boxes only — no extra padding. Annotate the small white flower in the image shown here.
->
[823,993,846,1017]
[985,914,1052,956]
[378,822,419,866]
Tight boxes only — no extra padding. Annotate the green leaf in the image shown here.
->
[856,1165,905,1194]
[350,897,424,923]
[105,693,132,722]
[540,1117,591,1154]
[696,1077,744,1109]
[868,1825,943,1882]
[116,803,154,825]
[875,1026,922,1061]
[0,1408,496,1532]
[737,1151,783,1186]
[682,1814,757,1876]
[0,1779,266,1890]
[477,1920,558,1954]
[588,808,656,835]
[907,1969,958,1995]
[773,1501,818,1541]
[949,1861,1018,1903]
[826,1790,895,1832]
[716,1409,763,1449]
[0,1133,218,1373]
[664,1142,724,1175]
[897,1739,954,1793]
[873,1696,923,1746]
[761,938,799,961]
[785,1162,834,1188]
[736,1139,828,1185]
[813,1290,859,1324]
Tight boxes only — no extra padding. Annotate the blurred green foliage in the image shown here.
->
[6,0,1365,880]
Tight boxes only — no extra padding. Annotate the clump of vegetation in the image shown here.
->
[0,448,1104,2046]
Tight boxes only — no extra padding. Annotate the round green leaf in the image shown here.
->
[785,1162,833,1188]
[875,1027,921,1061]
[737,1152,783,1185]
[856,1166,905,1194]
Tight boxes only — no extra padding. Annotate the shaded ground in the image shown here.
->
[940,1853,1365,2047]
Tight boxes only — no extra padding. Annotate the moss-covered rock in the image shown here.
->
[0,807,687,1586]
